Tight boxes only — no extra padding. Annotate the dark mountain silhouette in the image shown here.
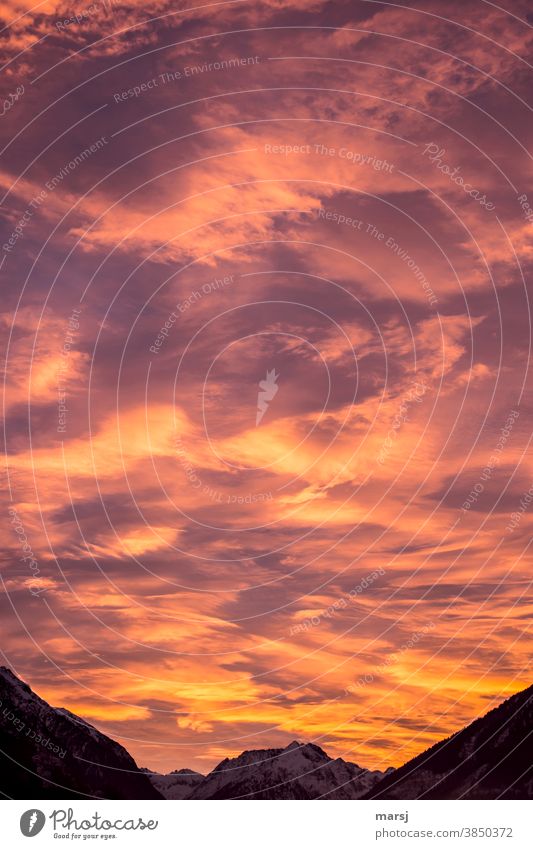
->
[0,667,161,799]
[365,684,533,799]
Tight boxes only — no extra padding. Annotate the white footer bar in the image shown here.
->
[3,799,532,848]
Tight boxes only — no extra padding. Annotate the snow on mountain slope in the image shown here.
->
[183,740,391,799]
[142,767,204,799]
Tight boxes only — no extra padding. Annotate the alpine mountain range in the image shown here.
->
[0,667,531,800]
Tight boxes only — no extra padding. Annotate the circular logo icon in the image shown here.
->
[20,810,46,837]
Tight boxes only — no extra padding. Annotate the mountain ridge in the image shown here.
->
[173,739,390,799]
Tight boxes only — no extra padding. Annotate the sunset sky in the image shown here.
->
[1,0,532,774]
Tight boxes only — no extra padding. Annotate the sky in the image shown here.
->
[1,0,532,775]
